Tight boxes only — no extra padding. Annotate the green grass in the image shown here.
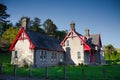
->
[1,65,120,80]
[1,52,120,80]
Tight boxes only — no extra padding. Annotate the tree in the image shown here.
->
[43,19,57,36]
[30,17,41,31]
[0,3,10,23]
[0,3,10,34]
[0,27,19,51]
[55,30,67,41]
[104,44,117,60]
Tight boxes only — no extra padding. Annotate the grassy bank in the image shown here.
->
[1,64,120,80]
[0,52,120,80]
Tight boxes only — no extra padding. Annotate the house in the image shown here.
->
[9,18,64,67]
[9,17,105,67]
[60,22,105,65]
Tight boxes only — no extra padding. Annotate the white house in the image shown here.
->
[60,22,105,65]
[9,18,105,67]
[9,18,64,67]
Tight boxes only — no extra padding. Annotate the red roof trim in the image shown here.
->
[60,30,91,50]
[72,31,91,50]
[60,30,73,46]
[9,28,35,51]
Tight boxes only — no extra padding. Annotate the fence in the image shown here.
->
[0,64,119,80]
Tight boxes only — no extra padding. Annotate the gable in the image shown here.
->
[9,28,34,51]
[9,28,64,52]
[60,30,91,50]
[90,34,102,47]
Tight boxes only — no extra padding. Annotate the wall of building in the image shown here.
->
[11,34,34,67]
[62,33,84,65]
[35,49,64,67]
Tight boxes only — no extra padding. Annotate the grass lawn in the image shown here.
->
[0,52,120,80]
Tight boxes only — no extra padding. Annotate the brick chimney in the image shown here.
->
[21,17,29,30]
[70,21,75,31]
[85,28,90,37]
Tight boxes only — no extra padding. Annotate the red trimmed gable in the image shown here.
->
[9,27,35,51]
[60,30,91,51]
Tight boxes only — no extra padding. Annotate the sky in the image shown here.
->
[1,0,120,48]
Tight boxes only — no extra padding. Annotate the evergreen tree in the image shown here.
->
[0,3,10,34]
[43,19,57,36]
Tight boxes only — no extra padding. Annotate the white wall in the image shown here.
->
[62,33,84,65]
[11,33,34,67]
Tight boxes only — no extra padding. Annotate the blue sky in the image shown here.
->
[1,0,120,48]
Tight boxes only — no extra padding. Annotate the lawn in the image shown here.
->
[0,52,120,80]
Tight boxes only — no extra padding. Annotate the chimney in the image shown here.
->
[70,21,75,31]
[21,17,29,30]
[85,28,90,37]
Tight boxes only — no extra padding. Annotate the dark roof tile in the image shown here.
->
[26,31,64,52]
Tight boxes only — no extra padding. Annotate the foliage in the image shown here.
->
[43,19,57,36]
[0,3,10,34]
[0,27,19,49]
[104,44,118,60]
[55,30,67,41]
[0,3,10,23]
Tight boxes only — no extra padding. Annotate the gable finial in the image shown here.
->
[70,21,75,31]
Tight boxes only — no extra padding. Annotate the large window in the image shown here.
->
[51,52,57,61]
[77,52,81,59]
[40,51,47,61]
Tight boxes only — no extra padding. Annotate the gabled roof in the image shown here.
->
[90,34,102,47]
[9,28,64,52]
[26,31,64,52]
[60,30,91,51]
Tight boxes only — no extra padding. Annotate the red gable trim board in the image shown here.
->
[9,27,35,51]
[60,30,91,51]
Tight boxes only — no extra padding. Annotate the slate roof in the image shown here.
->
[90,34,100,45]
[26,30,64,52]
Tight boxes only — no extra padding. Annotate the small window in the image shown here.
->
[66,40,69,46]
[40,51,43,58]
[14,51,18,58]
[43,51,47,61]
[77,52,81,59]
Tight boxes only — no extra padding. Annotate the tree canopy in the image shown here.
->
[43,19,57,36]
[0,3,10,23]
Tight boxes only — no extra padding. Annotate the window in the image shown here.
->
[51,52,57,61]
[40,51,47,61]
[66,40,69,46]
[14,51,18,58]
[40,51,43,61]
[43,51,47,61]
[77,52,81,59]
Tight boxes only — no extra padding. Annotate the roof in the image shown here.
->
[26,31,64,52]
[90,34,100,45]
[60,30,91,51]
[9,28,64,52]
[90,34,102,47]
